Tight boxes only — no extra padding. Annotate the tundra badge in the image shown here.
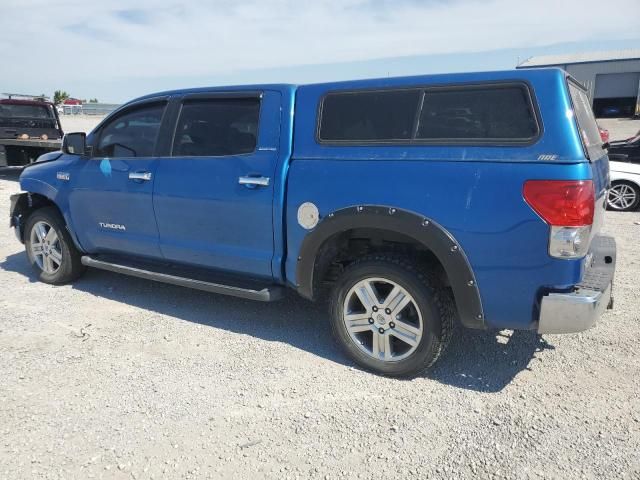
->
[99,222,126,231]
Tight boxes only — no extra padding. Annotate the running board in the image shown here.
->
[80,256,284,302]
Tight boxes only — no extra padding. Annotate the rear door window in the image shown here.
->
[172,98,260,157]
[0,103,58,131]
[568,81,603,160]
[0,104,53,118]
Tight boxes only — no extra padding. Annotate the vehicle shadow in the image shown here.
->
[0,251,553,392]
[0,167,22,182]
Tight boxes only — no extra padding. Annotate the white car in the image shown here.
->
[608,160,640,211]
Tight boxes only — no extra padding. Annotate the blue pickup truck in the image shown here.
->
[9,68,616,376]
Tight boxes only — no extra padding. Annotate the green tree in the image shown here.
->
[89,98,99,103]
[53,90,69,105]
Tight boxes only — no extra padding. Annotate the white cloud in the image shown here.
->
[1,0,638,98]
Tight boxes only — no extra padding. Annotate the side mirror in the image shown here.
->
[62,132,87,155]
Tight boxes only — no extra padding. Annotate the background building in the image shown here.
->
[517,50,640,118]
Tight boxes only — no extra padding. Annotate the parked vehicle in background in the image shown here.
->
[608,159,640,211]
[9,69,616,377]
[608,130,640,163]
[0,99,64,167]
[602,106,623,117]
[598,124,610,143]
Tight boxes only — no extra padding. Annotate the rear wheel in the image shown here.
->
[25,207,85,284]
[607,181,640,211]
[329,254,454,377]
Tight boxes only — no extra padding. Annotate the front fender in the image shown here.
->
[11,178,59,243]
[295,205,485,329]
[20,177,58,200]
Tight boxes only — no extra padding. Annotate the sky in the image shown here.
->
[1,0,639,103]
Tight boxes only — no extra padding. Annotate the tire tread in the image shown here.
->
[24,206,85,284]
[329,253,456,377]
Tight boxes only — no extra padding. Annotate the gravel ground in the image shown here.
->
[0,169,639,480]
[59,115,105,134]
[598,118,640,141]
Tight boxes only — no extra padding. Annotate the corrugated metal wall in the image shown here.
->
[563,59,640,104]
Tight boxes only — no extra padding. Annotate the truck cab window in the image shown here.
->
[95,104,165,158]
[172,98,260,157]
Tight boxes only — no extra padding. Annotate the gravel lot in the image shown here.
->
[58,115,105,134]
[598,118,640,141]
[1,167,639,479]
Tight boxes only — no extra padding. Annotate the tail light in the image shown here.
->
[523,180,594,259]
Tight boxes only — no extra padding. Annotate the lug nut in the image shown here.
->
[372,306,378,312]
[378,327,385,334]
[368,318,374,324]
[389,322,395,329]
[385,308,391,314]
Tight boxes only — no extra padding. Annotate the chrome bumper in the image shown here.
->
[538,235,616,334]
[539,283,612,334]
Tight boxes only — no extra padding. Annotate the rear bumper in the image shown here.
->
[538,235,616,334]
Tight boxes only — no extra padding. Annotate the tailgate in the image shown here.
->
[567,78,610,235]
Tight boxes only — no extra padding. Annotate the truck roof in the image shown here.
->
[133,83,297,103]
[301,67,567,90]
[0,99,55,107]
[131,68,567,104]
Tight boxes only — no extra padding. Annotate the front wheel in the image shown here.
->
[607,181,640,211]
[329,255,454,377]
[24,207,85,284]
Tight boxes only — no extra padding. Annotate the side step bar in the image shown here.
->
[81,256,284,302]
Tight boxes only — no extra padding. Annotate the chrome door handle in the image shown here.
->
[238,176,270,187]
[129,171,152,181]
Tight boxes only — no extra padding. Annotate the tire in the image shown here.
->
[24,206,85,284]
[329,254,454,377]
[607,181,640,212]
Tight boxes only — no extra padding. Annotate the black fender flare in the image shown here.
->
[295,205,485,329]
[9,192,81,251]
[9,192,36,242]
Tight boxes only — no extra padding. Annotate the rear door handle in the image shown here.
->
[238,176,270,187]
[129,171,152,181]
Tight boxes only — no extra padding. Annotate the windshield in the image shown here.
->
[0,104,53,119]
[568,81,603,160]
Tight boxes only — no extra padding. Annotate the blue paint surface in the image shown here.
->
[18,69,609,330]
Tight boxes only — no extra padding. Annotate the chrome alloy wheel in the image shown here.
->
[342,277,423,362]
[608,183,638,210]
[29,221,63,274]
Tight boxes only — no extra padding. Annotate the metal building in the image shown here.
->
[517,50,640,118]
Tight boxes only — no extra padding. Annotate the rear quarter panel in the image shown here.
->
[286,69,595,330]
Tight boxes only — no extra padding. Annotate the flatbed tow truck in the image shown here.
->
[0,95,64,167]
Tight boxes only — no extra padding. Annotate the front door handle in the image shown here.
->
[238,176,270,187]
[129,171,152,182]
